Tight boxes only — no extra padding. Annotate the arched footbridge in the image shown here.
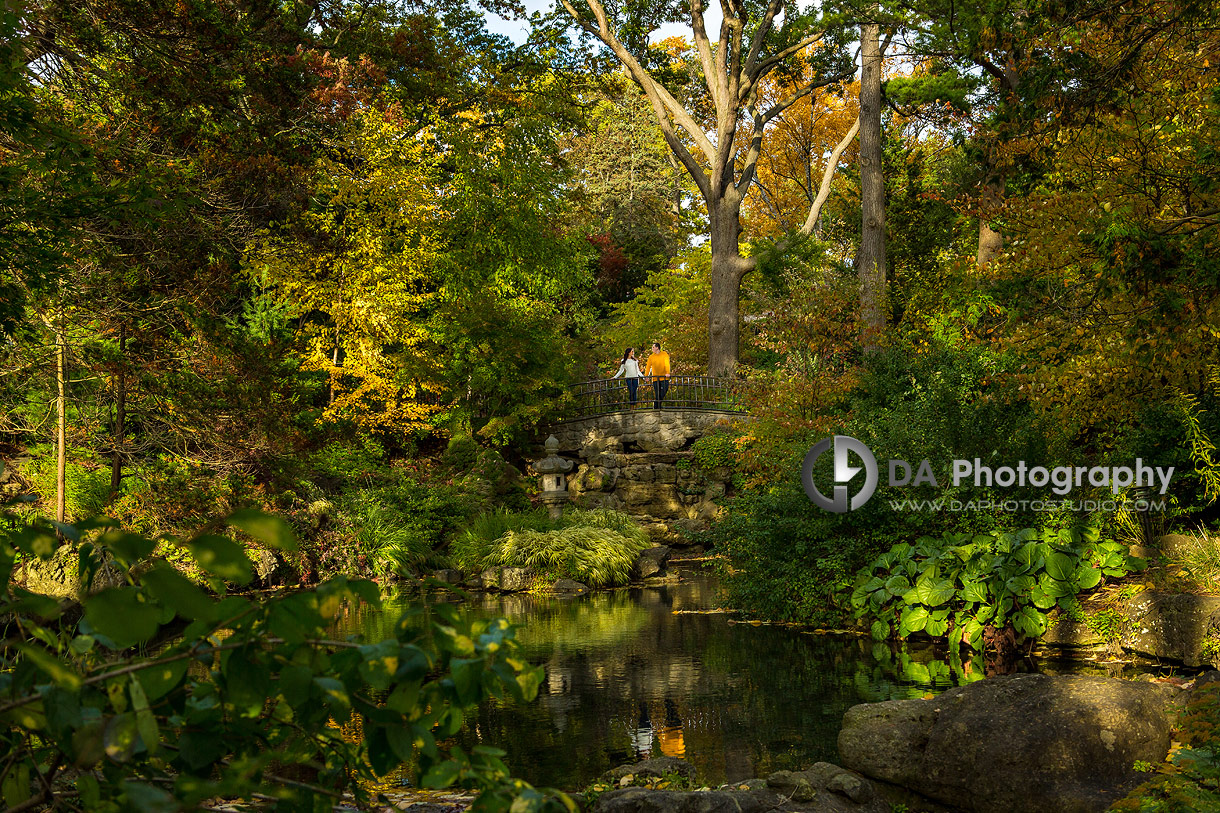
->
[542,376,749,542]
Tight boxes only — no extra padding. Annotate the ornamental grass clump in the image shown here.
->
[455,507,650,587]
[488,525,647,587]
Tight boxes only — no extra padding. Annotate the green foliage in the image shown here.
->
[18,451,112,521]
[1083,606,1129,643]
[689,433,737,472]
[1111,684,1220,812]
[715,341,1055,625]
[453,508,649,587]
[329,480,474,581]
[0,510,571,812]
[444,435,482,473]
[852,528,1147,647]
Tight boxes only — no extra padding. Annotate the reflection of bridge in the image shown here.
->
[564,375,747,421]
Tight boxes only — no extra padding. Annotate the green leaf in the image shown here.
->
[1126,555,1148,572]
[1013,606,1047,639]
[962,617,984,648]
[421,760,461,789]
[1030,584,1057,610]
[227,509,298,552]
[16,643,81,691]
[884,575,911,596]
[924,611,950,637]
[870,619,890,641]
[135,657,189,703]
[914,573,955,607]
[104,713,139,762]
[140,563,215,621]
[960,579,988,604]
[1005,575,1036,596]
[1045,551,1075,581]
[98,530,157,568]
[357,640,400,692]
[128,676,159,755]
[1074,566,1102,590]
[76,774,100,808]
[898,606,930,637]
[1040,573,1075,598]
[188,535,253,585]
[84,588,161,647]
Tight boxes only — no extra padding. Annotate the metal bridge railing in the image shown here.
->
[564,375,747,420]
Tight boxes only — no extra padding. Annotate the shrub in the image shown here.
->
[851,527,1147,647]
[443,434,481,472]
[713,339,1066,624]
[330,480,473,580]
[450,508,557,571]
[0,509,570,813]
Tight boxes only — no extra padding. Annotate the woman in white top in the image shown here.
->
[611,347,643,404]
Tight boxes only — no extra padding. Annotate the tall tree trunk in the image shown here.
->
[55,308,67,524]
[707,192,746,376]
[328,326,340,406]
[110,324,126,497]
[977,177,1005,267]
[858,20,887,353]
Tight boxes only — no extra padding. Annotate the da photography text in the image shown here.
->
[801,434,1174,514]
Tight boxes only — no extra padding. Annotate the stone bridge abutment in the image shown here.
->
[544,410,742,544]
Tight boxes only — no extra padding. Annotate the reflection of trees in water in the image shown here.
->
[333,572,998,792]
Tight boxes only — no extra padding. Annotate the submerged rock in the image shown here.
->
[838,673,1180,813]
[550,578,589,594]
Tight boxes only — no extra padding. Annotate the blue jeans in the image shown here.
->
[626,377,638,403]
[653,379,669,408]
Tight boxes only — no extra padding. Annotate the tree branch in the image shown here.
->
[560,0,717,185]
[799,116,859,235]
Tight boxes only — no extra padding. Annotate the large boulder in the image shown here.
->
[479,566,534,592]
[22,544,124,600]
[838,673,1179,813]
[1121,592,1220,667]
[631,546,671,579]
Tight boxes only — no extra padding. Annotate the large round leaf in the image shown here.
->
[925,609,950,637]
[1045,551,1076,581]
[960,579,988,605]
[1013,606,1047,638]
[885,575,912,597]
[1075,565,1102,590]
[871,619,890,641]
[899,606,930,637]
[915,573,956,607]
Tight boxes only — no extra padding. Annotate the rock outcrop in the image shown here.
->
[1121,592,1220,667]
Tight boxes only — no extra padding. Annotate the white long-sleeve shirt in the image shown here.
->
[612,358,643,379]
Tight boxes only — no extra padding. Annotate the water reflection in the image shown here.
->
[335,565,1122,790]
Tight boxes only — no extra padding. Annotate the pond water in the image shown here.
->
[337,563,1131,791]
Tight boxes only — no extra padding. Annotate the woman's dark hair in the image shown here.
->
[622,347,634,362]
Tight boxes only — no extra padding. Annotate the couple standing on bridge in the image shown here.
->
[611,342,670,408]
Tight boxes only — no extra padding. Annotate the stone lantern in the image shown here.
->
[534,435,573,519]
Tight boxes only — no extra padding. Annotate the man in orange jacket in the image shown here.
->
[645,341,670,409]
